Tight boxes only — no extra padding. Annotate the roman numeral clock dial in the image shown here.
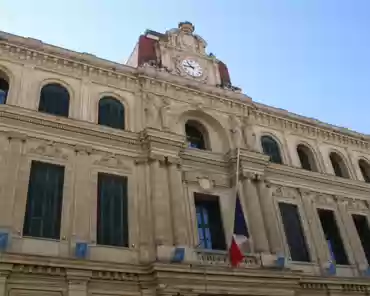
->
[181,59,203,77]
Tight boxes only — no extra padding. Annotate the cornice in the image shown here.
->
[0,105,140,150]
[252,107,370,151]
[266,163,370,198]
[1,33,370,150]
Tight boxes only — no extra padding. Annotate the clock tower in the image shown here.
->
[126,21,238,90]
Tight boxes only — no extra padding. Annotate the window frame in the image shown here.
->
[38,82,70,117]
[329,151,350,179]
[260,135,283,164]
[358,159,370,183]
[96,172,129,248]
[23,160,65,240]
[98,96,126,130]
[185,120,209,150]
[296,144,317,172]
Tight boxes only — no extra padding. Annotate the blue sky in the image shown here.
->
[1,0,369,134]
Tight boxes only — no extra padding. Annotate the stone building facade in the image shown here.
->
[0,21,370,296]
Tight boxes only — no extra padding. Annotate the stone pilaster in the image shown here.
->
[72,146,92,242]
[241,172,269,253]
[66,269,91,296]
[299,190,326,266]
[257,178,283,254]
[150,155,173,246]
[136,157,155,262]
[0,264,12,296]
[336,198,367,270]
[167,158,189,246]
[0,134,25,229]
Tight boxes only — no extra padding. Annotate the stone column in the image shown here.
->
[167,158,189,246]
[256,178,283,254]
[0,134,25,229]
[150,156,173,246]
[66,269,91,296]
[241,172,269,253]
[0,264,12,296]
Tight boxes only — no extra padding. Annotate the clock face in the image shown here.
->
[181,59,203,77]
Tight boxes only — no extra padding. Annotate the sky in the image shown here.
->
[1,0,369,134]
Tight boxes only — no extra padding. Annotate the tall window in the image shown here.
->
[317,209,348,265]
[352,214,370,264]
[297,144,317,171]
[279,203,310,262]
[23,161,65,239]
[98,97,125,130]
[358,159,370,183]
[261,135,282,164]
[97,173,128,247]
[39,83,70,117]
[194,193,226,250]
[329,152,349,178]
[0,70,9,104]
[185,121,207,150]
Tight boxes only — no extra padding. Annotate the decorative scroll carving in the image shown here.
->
[271,185,299,200]
[93,153,132,171]
[28,141,69,160]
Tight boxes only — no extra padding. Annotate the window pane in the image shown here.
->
[194,193,226,250]
[39,84,70,117]
[97,173,128,247]
[23,161,65,239]
[279,203,310,262]
[261,136,282,164]
[318,209,348,265]
[352,214,370,264]
[98,97,125,129]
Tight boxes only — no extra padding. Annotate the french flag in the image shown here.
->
[229,195,250,267]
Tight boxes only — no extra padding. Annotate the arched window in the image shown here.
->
[39,83,70,117]
[261,135,282,164]
[358,159,370,183]
[0,70,9,104]
[297,144,317,172]
[98,97,125,130]
[185,120,207,150]
[329,152,349,178]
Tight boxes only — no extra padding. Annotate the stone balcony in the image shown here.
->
[195,249,261,268]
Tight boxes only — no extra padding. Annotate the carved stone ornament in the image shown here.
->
[198,177,213,190]
[229,115,243,148]
[28,141,69,160]
[271,185,299,200]
[93,153,131,171]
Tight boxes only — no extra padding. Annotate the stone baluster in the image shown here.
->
[167,157,189,246]
[149,155,173,246]
[241,172,269,253]
[256,178,283,254]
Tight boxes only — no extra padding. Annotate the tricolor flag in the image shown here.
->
[229,194,250,267]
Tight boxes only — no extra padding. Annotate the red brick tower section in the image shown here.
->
[137,31,164,67]
[218,60,231,87]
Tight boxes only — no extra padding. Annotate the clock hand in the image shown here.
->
[185,61,194,69]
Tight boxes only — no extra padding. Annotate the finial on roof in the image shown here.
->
[178,21,195,34]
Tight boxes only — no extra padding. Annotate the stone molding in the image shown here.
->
[1,37,370,151]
